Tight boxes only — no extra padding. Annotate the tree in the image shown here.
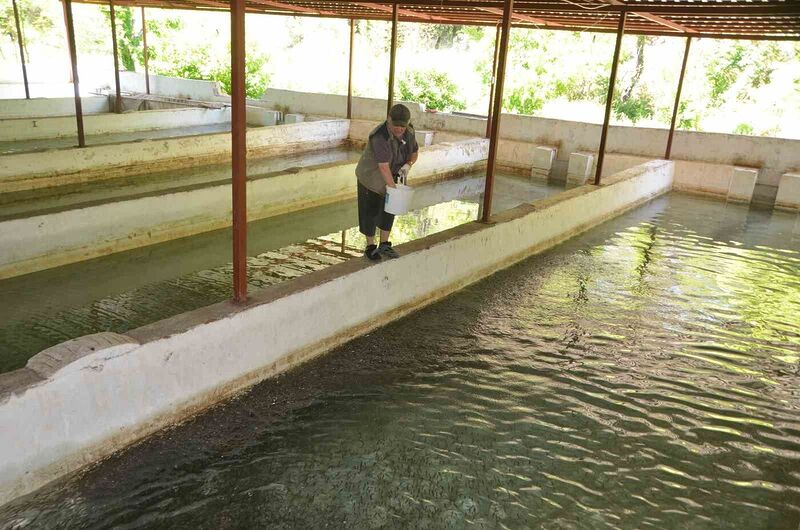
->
[0,0,53,60]
[101,6,139,71]
[398,70,466,111]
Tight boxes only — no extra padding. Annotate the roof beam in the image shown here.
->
[476,6,564,28]
[602,0,697,35]
[249,0,338,15]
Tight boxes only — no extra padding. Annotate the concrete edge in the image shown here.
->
[0,158,673,507]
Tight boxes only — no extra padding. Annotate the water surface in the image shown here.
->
[2,193,799,528]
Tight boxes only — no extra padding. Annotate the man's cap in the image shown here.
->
[389,104,411,127]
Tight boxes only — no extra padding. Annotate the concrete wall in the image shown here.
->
[0,96,109,119]
[268,89,799,205]
[0,119,350,194]
[0,159,673,507]
[0,139,488,279]
[119,71,224,102]
[0,107,231,141]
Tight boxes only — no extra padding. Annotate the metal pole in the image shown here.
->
[347,18,354,119]
[231,0,248,303]
[485,23,501,138]
[481,0,513,223]
[109,1,122,113]
[386,2,398,116]
[12,0,30,99]
[594,12,626,186]
[61,0,73,83]
[665,36,691,160]
[64,0,85,148]
[142,7,150,95]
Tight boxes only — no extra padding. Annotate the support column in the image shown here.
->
[594,12,626,186]
[481,0,514,223]
[231,0,247,303]
[61,0,73,83]
[109,1,122,113]
[347,18,354,119]
[485,23,501,139]
[64,0,85,148]
[665,36,692,160]
[12,0,30,99]
[386,2,398,116]
[142,7,150,95]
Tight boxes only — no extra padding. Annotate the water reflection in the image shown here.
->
[2,193,799,528]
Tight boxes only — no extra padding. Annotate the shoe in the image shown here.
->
[378,241,400,259]
[364,244,381,261]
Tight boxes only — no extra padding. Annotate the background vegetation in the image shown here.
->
[1,2,798,137]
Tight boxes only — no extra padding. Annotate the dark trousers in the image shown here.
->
[357,182,395,237]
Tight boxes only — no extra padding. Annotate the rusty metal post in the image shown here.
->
[347,18,354,119]
[485,23,501,139]
[665,36,691,160]
[61,0,73,83]
[594,11,626,186]
[109,1,122,113]
[142,7,150,95]
[64,0,85,147]
[231,0,247,303]
[12,0,30,99]
[386,2,398,116]
[481,0,513,223]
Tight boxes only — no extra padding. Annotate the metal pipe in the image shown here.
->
[12,0,30,99]
[481,0,513,223]
[110,1,123,113]
[142,7,150,95]
[665,36,691,160]
[347,18,354,119]
[61,0,73,83]
[231,0,248,303]
[485,23,501,138]
[64,0,85,148]
[386,1,398,116]
[594,11,626,186]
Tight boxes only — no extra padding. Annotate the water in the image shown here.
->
[1,193,798,529]
[0,173,557,372]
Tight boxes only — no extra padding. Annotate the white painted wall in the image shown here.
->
[0,159,673,507]
[0,139,488,279]
[0,107,231,141]
[0,96,109,119]
[0,120,350,194]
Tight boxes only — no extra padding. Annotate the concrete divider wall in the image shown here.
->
[0,96,109,119]
[267,88,798,205]
[0,159,673,506]
[0,120,350,194]
[0,107,232,142]
[0,139,488,279]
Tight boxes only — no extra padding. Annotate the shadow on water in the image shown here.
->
[2,193,799,528]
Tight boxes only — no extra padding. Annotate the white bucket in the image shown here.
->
[384,184,414,215]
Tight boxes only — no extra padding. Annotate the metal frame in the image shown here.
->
[110,1,123,113]
[481,0,513,223]
[12,0,30,100]
[665,36,692,160]
[231,0,247,303]
[485,23,501,139]
[142,7,151,94]
[386,1,398,116]
[63,0,86,148]
[347,18,355,119]
[594,11,626,186]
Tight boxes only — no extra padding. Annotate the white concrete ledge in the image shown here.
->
[0,107,232,142]
[0,139,488,279]
[0,96,109,119]
[0,159,673,506]
[0,120,350,194]
[774,173,800,211]
[727,167,759,204]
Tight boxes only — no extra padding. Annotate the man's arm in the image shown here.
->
[377,162,396,188]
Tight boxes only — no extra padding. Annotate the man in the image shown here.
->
[355,104,419,261]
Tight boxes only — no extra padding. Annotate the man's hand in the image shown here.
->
[398,163,412,183]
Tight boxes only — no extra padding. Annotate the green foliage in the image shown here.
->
[211,50,270,99]
[420,24,465,49]
[503,86,544,115]
[102,6,139,71]
[706,43,747,107]
[398,70,466,111]
[612,88,655,124]
[0,0,53,58]
[734,123,754,136]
